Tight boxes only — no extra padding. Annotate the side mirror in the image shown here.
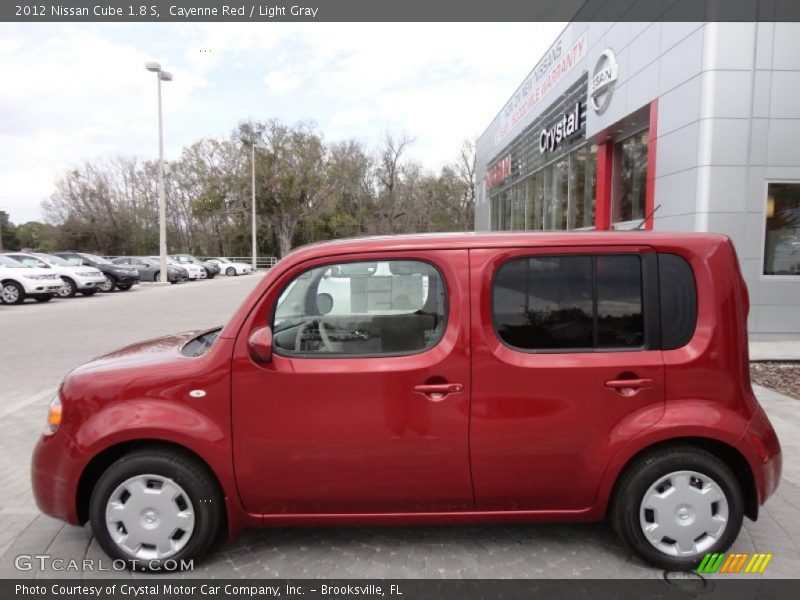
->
[248,326,273,363]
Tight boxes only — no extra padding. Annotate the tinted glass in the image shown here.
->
[763,182,800,275]
[494,256,593,350]
[273,260,446,356]
[597,255,644,347]
[494,254,645,351]
[659,253,697,349]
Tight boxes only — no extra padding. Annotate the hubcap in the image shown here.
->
[58,281,72,297]
[2,286,20,303]
[100,277,113,291]
[105,474,195,561]
[640,470,728,557]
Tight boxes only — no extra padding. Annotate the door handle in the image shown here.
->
[605,378,653,396]
[414,383,463,401]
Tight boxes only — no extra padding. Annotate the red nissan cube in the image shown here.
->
[32,232,781,571]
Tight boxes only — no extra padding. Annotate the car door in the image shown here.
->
[469,245,665,511]
[231,250,473,515]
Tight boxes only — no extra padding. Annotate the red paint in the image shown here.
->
[31,232,780,541]
[595,141,614,230]
[645,99,659,230]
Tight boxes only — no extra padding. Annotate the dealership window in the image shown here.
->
[492,254,644,351]
[511,185,526,230]
[764,183,800,275]
[526,172,544,230]
[544,158,568,230]
[613,130,649,224]
[273,260,446,356]
[569,145,597,229]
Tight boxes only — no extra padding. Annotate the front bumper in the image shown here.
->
[31,430,82,525]
[20,279,64,294]
[73,275,107,290]
[112,274,140,286]
[740,404,782,506]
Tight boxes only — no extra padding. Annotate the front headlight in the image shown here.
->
[44,393,62,436]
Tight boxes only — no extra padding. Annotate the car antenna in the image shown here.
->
[634,203,661,230]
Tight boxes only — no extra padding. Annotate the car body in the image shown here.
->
[112,256,189,284]
[148,256,206,280]
[0,254,64,303]
[206,257,253,276]
[3,251,106,298]
[53,252,140,292]
[31,232,781,572]
[170,254,220,279]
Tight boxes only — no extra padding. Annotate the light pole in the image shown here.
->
[145,62,172,284]
[251,134,257,271]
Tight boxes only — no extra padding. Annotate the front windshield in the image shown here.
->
[38,254,70,266]
[81,253,112,265]
[215,257,231,264]
[0,255,25,268]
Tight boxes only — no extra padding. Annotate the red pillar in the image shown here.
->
[595,141,614,230]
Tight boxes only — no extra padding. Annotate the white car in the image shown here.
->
[0,254,65,304]
[207,257,253,276]
[3,251,106,298]
[148,257,206,280]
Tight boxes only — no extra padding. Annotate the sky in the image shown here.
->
[0,22,565,224]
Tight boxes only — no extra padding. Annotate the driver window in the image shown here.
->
[272,259,446,356]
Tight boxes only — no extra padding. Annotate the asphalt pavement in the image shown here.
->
[0,275,798,579]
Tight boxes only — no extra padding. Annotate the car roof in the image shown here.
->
[281,231,731,263]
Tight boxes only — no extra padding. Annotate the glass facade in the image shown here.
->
[490,145,597,232]
[612,130,649,224]
[764,182,800,276]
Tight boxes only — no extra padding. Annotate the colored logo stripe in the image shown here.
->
[697,552,773,574]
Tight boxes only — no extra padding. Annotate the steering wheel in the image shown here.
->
[294,320,334,352]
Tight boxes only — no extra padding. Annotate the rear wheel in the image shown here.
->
[58,277,77,298]
[1,281,26,304]
[34,294,54,302]
[611,446,743,571]
[226,267,236,276]
[99,276,116,293]
[89,448,222,571]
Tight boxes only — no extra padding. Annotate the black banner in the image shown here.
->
[4,579,800,600]
[3,0,800,23]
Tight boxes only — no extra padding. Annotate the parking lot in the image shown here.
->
[1,275,799,580]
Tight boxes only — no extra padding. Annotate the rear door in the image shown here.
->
[469,245,665,511]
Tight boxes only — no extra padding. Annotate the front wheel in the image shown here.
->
[58,277,77,298]
[611,446,743,571]
[34,294,54,302]
[89,448,222,571]
[81,289,98,296]
[225,267,236,276]
[1,281,26,304]
[117,284,132,291]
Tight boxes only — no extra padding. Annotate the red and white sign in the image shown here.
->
[493,32,587,147]
[485,155,511,190]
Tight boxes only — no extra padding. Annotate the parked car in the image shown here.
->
[148,256,205,280]
[3,251,106,298]
[0,254,64,304]
[53,252,140,292]
[170,254,220,279]
[32,232,781,572]
[111,256,188,284]
[206,257,253,276]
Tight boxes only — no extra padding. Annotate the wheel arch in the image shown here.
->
[75,439,230,538]
[606,437,758,521]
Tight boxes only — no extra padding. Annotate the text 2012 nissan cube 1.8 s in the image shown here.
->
[32,232,781,571]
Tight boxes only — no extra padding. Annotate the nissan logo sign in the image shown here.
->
[589,48,618,114]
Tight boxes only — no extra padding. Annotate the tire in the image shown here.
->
[117,284,132,291]
[205,271,216,279]
[58,277,77,298]
[34,294,54,303]
[1,281,26,304]
[610,445,743,571]
[89,447,222,571]
[81,289,98,296]
[99,276,116,293]
[226,267,236,277]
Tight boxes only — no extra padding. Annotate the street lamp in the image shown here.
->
[246,120,266,271]
[145,62,172,284]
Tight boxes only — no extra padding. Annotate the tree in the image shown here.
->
[0,211,20,251]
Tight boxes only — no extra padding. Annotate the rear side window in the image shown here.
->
[658,254,697,349]
[272,259,446,356]
[493,254,644,351]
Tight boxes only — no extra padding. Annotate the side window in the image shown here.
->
[658,253,697,349]
[272,259,446,356]
[493,254,644,352]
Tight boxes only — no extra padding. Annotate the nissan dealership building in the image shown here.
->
[475,21,800,340]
